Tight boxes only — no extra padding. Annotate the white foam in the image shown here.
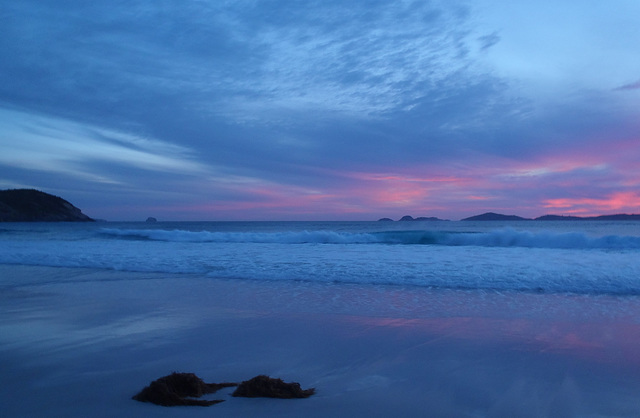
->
[2,223,640,296]
[100,228,380,244]
[99,227,640,249]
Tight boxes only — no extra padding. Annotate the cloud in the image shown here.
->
[0,1,483,120]
[0,107,210,185]
[2,1,640,220]
[478,31,501,51]
[543,192,640,215]
[614,79,640,91]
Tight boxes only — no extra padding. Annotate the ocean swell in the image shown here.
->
[99,228,379,244]
[99,227,640,250]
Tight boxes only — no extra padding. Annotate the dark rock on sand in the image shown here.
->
[132,372,237,407]
[0,189,93,222]
[232,375,315,399]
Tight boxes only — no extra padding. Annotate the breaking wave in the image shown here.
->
[100,228,640,250]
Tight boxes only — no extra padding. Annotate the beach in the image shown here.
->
[4,1,640,416]
[3,264,640,417]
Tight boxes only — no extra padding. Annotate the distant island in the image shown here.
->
[379,212,640,222]
[461,212,640,221]
[461,212,529,221]
[378,215,449,222]
[0,189,94,222]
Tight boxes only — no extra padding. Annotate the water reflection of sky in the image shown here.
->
[345,314,640,370]
[3,265,640,417]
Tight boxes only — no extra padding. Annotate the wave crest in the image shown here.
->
[99,227,640,250]
[99,228,379,244]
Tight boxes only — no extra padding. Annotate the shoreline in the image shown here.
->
[2,265,640,416]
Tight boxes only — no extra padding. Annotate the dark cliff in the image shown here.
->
[0,189,94,222]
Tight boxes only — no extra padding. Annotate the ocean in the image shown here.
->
[3,220,640,417]
[2,220,640,295]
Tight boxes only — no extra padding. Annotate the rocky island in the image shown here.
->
[381,212,640,222]
[461,212,530,221]
[461,212,640,221]
[378,215,448,222]
[0,189,94,222]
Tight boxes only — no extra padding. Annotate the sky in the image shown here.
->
[1,0,639,221]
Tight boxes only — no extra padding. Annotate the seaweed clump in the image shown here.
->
[132,372,237,406]
[232,375,315,398]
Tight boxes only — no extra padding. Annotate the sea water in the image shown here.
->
[3,220,640,417]
[1,220,640,296]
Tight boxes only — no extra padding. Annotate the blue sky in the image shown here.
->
[1,0,639,220]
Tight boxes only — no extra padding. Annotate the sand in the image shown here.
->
[1,265,640,417]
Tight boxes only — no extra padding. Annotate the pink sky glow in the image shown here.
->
[1,1,639,221]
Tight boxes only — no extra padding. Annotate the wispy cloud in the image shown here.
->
[614,79,640,91]
[543,192,640,215]
[0,107,210,184]
[478,31,501,51]
[2,1,640,220]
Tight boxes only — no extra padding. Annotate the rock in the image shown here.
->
[377,217,394,222]
[399,215,414,221]
[232,375,315,399]
[0,189,93,222]
[145,217,158,223]
[132,372,237,407]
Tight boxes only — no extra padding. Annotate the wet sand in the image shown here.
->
[2,265,640,417]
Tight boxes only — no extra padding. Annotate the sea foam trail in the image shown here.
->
[2,230,640,296]
[99,228,379,244]
[99,227,640,250]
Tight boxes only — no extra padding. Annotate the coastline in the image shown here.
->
[2,265,640,417]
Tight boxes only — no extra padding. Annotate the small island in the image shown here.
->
[461,212,530,221]
[0,189,94,222]
[460,212,640,221]
[380,212,640,222]
[379,215,448,222]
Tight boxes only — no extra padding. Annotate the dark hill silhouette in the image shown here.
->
[384,211,640,222]
[591,214,640,220]
[0,189,94,222]
[461,212,530,221]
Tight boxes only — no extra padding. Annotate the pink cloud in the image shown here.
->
[543,191,640,215]
[139,139,640,220]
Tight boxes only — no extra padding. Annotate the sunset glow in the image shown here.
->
[1,1,639,220]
